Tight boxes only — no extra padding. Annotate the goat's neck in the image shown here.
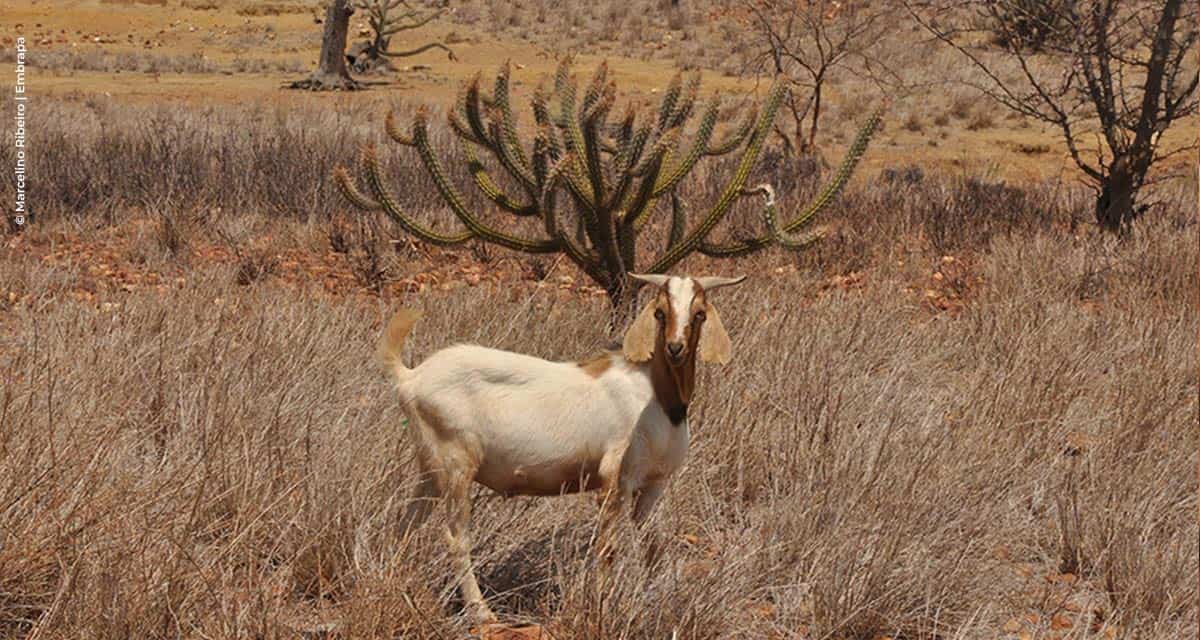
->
[647,346,695,426]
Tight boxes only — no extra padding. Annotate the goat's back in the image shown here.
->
[401,345,654,490]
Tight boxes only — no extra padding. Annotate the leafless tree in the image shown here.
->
[290,0,360,91]
[348,0,457,74]
[908,0,1198,233]
[738,0,895,156]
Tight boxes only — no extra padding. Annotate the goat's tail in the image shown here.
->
[378,308,421,382]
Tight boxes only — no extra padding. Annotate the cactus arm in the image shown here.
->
[611,105,635,155]
[333,164,381,211]
[668,192,687,248]
[643,82,787,274]
[617,223,635,274]
[706,105,757,156]
[484,110,539,196]
[491,62,535,182]
[411,113,560,253]
[655,73,682,132]
[625,128,678,231]
[531,124,552,186]
[580,83,616,212]
[697,104,884,257]
[462,76,494,147]
[607,122,652,212]
[385,110,415,146]
[360,144,474,246]
[553,67,611,261]
[651,97,720,197]
[459,74,538,193]
[531,82,563,159]
[664,72,701,131]
[560,161,600,222]
[463,143,538,216]
[579,61,609,120]
[697,236,770,258]
[538,153,573,236]
[779,104,883,233]
[448,108,486,145]
[746,184,827,248]
[539,154,606,283]
[557,72,598,207]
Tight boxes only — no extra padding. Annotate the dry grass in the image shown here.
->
[0,46,306,76]
[1,214,1194,638]
[8,0,1193,184]
[0,92,1196,638]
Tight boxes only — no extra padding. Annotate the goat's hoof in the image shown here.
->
[467,601,498,624]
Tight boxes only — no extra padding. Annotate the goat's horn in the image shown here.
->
[694,275,746,291]
[628,273,672,288]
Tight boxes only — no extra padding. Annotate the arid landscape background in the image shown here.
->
[0,0,1196,638]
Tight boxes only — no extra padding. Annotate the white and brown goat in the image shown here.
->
[377,273,745,622]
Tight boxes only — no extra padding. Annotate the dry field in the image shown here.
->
[1,1,1198,638]
[3,0,1195,181]
[0,93,1196,638]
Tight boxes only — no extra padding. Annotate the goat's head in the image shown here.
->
[622,274,746,367]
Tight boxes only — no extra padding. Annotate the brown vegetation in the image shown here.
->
[0,94,1195,638]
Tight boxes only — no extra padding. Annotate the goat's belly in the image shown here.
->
[475,454,605,496]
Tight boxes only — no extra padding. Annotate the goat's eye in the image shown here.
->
[694,310,706,321]
[654,309,665,322]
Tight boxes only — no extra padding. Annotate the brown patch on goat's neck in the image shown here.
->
[648,329,696,425]
[577,352,614,378]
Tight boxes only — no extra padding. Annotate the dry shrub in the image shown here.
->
[236,1,312,16]
[181,0,221,10]
[902,111,926,133]
[15,49,222,74]
[966,109,996,131]
[0,89,1195,639]
[949,94,975,120]
[1,183,1194,637]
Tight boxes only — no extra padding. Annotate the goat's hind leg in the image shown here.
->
[404,409,495,623]
[441,447,495,624]
[397,463,438,539]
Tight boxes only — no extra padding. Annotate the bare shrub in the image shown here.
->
[902,111,926,133]
[966,109,996,131]
[0,94,1193,638]
[0,181,1193,637]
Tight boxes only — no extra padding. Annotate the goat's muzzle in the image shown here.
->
[665,341,685,365]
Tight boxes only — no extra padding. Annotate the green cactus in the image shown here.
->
[334,58,884,312]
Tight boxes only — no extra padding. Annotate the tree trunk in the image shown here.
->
[290,0,360,91]
[807,78,823,152]
[1095,155,1136,234]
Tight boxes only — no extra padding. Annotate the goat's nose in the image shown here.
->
[666,342,684,357]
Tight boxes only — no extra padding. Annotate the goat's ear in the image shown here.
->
[697,303,733,364]
[622,302,659,362]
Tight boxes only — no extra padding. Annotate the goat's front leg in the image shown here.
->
[632,481,665,569]
[631,482,664,525]
[593,447,630,569]
[595,484,630,570]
